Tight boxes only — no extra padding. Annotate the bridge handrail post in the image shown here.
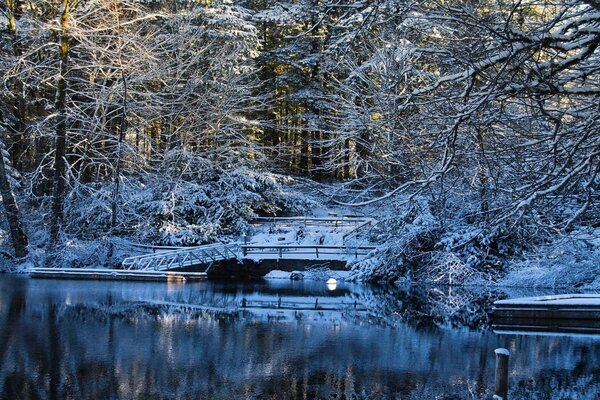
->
[316,247,319,258]
[278,247,282,258]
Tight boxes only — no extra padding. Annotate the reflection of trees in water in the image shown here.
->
[1,279,600,399]
[0,301,496,399]
[354,284,505,330]
[1,301,597,399]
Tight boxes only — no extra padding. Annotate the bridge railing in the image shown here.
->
[123,243,238,261]
[240,244,376,259]
[342,218,376,242]
[251,216,371,228]
[123,243,191,254]
[122,243,240,270]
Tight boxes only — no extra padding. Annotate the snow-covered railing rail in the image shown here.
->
[122,243,240,271]
[122,242,191,254]
[342,218,376,242]
[252,216,372,228]
[241,244,376,260]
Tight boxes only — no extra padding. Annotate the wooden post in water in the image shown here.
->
[494,348,510,400]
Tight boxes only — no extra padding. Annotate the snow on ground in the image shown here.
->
[247,217,375,249]
[495,294,600,306]
[499,227,600,289]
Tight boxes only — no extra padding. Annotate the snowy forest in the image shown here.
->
[1,0,599,287]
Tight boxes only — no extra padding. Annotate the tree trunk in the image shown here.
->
[110,0,127,231]
[6,1,26,171]
[49,0,71,243]
[0,141,28,257]
[111,74,127,230]
[476,127,490,218]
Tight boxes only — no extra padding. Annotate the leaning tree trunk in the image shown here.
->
[49,0,71,243]
[0,142,28,257]
[0,0,29,257]
[110,0,127,232]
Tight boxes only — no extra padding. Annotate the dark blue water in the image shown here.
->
[0,275,598,399]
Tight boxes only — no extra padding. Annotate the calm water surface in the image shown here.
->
[0,275,599,399]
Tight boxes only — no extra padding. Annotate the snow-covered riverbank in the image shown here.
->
[3,178,600,291]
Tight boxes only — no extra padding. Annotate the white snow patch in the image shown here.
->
[264,269,351,281]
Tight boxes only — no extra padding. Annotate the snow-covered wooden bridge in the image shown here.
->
[31,216,376,281]
[120,216,376,275]
[121,242,376,271]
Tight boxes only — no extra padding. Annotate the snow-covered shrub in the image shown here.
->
[415,252,486,286]
[350,192,538,285]
[62,149,313,246]
[41,238,114,269]
[350,197,441,283]
[63,183,115,237]
[501,228,600,288]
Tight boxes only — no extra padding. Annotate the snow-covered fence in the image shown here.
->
[122,243,240,271]
[342,218,376,243]
[241,244,376,260]
[252,216,371,229]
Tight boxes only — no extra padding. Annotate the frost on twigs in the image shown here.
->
[349,194,520,285]
[62,150,313,247]
[415,252,489,286]
[500,228,600,289]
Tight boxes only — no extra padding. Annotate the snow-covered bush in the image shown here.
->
[501,228,600,289]
[62,149,313,246]
[350,193,538,285]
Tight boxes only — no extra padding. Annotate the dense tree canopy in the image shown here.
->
[0,0,598,271]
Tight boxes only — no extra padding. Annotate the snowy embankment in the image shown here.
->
[498,228,600,289]
[5,172,600,290]
[334,191,600,290]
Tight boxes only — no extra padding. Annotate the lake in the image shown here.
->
[0,275,598,399]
